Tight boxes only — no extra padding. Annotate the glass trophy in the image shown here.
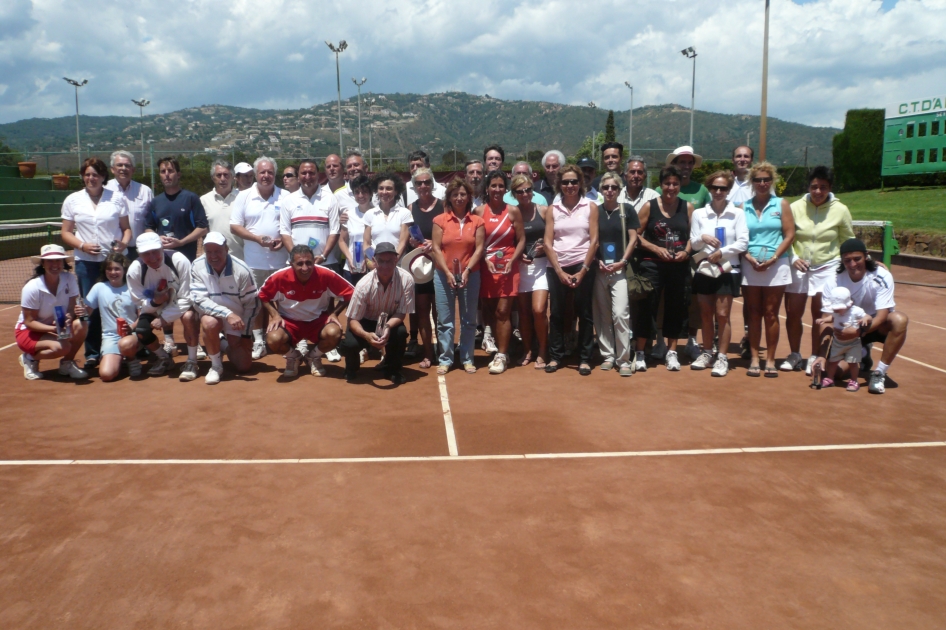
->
[55,305,71,340]
[757,246,769,263]
[664,230,677,255]
[352,241,364,271]
[260,235,273,248]
[452,258,462,285]
[803,247,813,266]
[526,238,543,260]
[492,250,506,272]
[76,296,89,322]
[408,224,425,243]
[715,227,726,248]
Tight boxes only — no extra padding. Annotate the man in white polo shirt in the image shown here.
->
[104,150,153,261]
[201,159,243,261]
[189,232,259,384]
[229,156,288,359]
[279,158,341,273]
[727,145,754,206]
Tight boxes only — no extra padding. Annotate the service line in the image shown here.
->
[1,441,944,466]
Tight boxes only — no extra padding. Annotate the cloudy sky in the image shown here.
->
[0,0,942,128]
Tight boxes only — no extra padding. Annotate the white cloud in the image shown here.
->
[0,0,942,128]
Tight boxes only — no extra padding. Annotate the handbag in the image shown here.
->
[618,203,652,300]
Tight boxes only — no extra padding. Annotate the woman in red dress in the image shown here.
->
[475,170,525,374]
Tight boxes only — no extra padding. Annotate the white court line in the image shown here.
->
[438,373,459,456]
[1,441,943,466]
[0,305,19,312]
[914,320,946,332]
[733,298,945,375]
[0,342,16,353]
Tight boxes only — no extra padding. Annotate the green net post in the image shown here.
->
[46,224,53,244]
[882,221,898,267]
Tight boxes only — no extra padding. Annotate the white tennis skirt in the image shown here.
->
[741,257,791,287]
[518,257,549,293]
[787,260,838,296]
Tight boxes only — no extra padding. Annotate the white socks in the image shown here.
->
[877,361,890,376]
[187,345,198,361]
[252,329,264,342]
[210,352,223,370]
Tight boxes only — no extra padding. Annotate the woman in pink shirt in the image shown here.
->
[543,165,599,375]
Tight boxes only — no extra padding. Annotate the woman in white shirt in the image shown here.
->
[59,157,131,367]
[338,175,373,285]
[688,171,749,377]
[363,173,412,257]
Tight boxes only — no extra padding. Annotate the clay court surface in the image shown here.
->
[1,266,944,628]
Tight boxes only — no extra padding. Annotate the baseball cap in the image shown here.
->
[374,242,397,257]
[204,232,227,247]
[136,232,163,253]
[234,162,253,175]
[576,157,598,170]
[666,146,703,168]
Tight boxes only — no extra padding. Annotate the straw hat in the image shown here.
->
[399,247,435,284]
[31,243,73,264]
[665,145,703,168]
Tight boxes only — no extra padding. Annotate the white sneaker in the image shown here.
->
[179,360,199,382]
[326,348,341,363]
[685,337,701,361]
[252,339,267,360]
[868,370,886,394]
[690,351,714,371]
[481,333,498,354]
[283,350,301,378]
[780,352,803,372]
[309,356,326,376]
[804,355,818,376]
[148,356,172,376]
[488,353,507,374]
[58,360,88,380]
[711,355,729,377]
[126,359,142,377]
[205,365,222,385]
[359,348,368,364]
[196,345,207,360]
[665,350,681,371]
[163,337,179,357]
[634,351,648,372]
[19,353,43,380]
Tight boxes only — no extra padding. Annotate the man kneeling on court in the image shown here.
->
[189,232,261,384]
[258,245,354,378]
[340,242,415,384]
[127,232,200,379]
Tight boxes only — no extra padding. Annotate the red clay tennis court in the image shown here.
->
[1,267,944,628]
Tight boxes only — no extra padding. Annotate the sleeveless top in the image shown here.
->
[641,197,689,263]
[482,204,517,269]
[520,204,546,258]
[410,198,444,240]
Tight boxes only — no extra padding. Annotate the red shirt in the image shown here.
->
[258,265,354,321]
[434,211,484,270]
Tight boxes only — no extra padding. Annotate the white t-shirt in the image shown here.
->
[105,179,153,240]
[16,272,80,330]
[61,189,128,262]
[229,183,289,270]
[363,206,412,248]
[822,266,895,317]
[728,177,754,205]
[279,187,341,263]
[344,206,370,273]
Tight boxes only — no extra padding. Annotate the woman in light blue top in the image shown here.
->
[741,162,795,377]
[85,252,143,381]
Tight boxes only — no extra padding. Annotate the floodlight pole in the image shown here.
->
[63,77,88,171]
[326,40,348,156]
[352,77,366,151]
[588,102,597,159]
[681,47,697,147]
[367,95,374,171]
[624,82,633,154]
[132,98,150,179]
[759,0,770,161]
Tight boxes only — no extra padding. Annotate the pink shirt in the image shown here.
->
[551,197,592,267]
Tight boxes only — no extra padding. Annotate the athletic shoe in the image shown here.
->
[163,337,179,357]
[83,356,99,370]
[252,339,267,360]
[711,355,729,377]
[388,371,407,385]
[780,352,803,372]
[634,351,648,372]
[481,333,498,354]
[359,348,368,364]
[325,349,342,363]
[488,353,507,375]
[690,351,714,371]
[665,350,681,371]
[600,360,615,371]
[685,337,701,361]
[147,356,172,376]
[179,360,199,382]
[650,341,668,361]
[344,369,358,383]
[126,359,143,377]
[804,355,818,376]
[196,345,207,360]
[307,348,326,376]
[868,370,885,394]
[619,365,634,377]
[19,354,43,380]
[283,351,301,378]
[861,344,874,374]
[846,379,860,392]
[739,336,751,360]
[205,365,222,385]
[58,360,88,380]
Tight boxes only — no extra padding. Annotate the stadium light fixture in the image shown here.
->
[326,40,348,155]
[63,77,88,171]
[680,47,697,147]
[352,77,367,152]
[132,98,151,178]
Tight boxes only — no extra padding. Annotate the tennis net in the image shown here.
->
[0,221,65,304]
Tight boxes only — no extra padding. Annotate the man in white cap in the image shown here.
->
[127,232,201,379]
[234,162,255,191]
[189,232,260,384]
[201,159,243,261]
[340,242,415,384]
[104,150,153,261]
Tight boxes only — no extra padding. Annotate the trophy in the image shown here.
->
[352,241,365,272]
[715,227,727,248]
[54,305,71,340]
[307,237,320,254]
[260,235,273,249]
[802,247,813,266]
[526,238,543,260]
[757,246,769,263]
[810,360,822,389]
[452,258,462,286]
[408,224,425,243]
[75,296,89,322]
[664,230,677,255]
[491,250,506,272]
[602,242,618,265]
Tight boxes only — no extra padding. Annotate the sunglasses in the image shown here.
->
[560,179,580,186]
[752,177,773,183]
[283,173,297,179]
[600,184,620,191]
[415,180,433,186]
[709,185,730,192]
[513,187,533,195]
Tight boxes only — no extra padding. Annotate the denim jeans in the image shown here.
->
[75,259,102,361]
[433,269,480,367]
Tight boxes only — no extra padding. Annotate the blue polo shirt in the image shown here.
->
[744,196,788,260]
[145,189,208,261]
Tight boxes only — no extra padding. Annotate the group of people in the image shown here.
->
[15,142,910,394]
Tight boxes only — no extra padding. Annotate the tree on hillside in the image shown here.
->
[573,132,605,162]
[441,149,467,169]
[0,137,23,166]
[604,111,615,144]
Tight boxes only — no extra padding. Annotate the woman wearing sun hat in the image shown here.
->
[399,246,437,368]
[14,244,90,380]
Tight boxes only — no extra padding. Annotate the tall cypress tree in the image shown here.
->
[604,110,616,144]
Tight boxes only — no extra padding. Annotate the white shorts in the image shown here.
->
[741,257,791,287]
[829,335,861,364]
[518,257,549,293]
[788,260,838,296]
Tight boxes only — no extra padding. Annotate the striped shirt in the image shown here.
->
[346,267,416,322]
[189,254,260,335]
[258,265,354,322]
[280,187,341,263]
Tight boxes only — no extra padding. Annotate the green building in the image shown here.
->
[882,94,946,176]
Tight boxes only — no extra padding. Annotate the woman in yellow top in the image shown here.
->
[781,166,855,375]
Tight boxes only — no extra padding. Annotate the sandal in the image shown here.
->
[846,379,860,392]
[747,364,761,377]
[436,365,449,376]
[419,357,432,369]
[579,364,592,376]
[463,363,477,374]
[764,366,778,378]
[520,351,532,367]
[534,357,547,370]
[820,377,835,388]
[545,361,560,373]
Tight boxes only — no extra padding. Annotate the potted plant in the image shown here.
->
[51,173,70,190]
[18,161,37,179]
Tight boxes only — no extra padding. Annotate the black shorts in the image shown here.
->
[861,329,888,345]
[692,272,742,297]
[415,279,435,295]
